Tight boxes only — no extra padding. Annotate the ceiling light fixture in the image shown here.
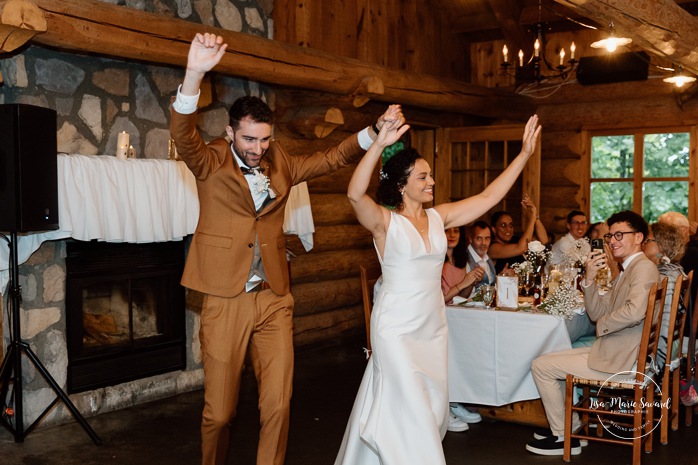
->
[590,22,632,53]
[500,0,577,84]
[663,65,697,88]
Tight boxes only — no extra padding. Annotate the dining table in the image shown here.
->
[446,303,572,406]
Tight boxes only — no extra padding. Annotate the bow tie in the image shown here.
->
[241,166,264,175]
[617,263,624,272]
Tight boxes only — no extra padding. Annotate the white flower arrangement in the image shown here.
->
[252,170,276,198]
[538,282,578,319]
[523,240,552,272]
[559,237,591,265]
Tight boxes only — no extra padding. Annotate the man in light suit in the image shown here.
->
[170,33,404,465]
[525,210,660,456]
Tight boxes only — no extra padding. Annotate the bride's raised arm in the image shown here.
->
[436,115,541,229]
[348,105,409,238]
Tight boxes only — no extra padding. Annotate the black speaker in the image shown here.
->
[0,104,59,232]
[576,51,650,86]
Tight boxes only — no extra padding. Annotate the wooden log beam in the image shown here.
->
[554,0,698,77]
[27,0,534,119]
[277,106,344,139]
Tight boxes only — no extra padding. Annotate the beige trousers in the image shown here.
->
[531,346,618,436]
[199,289,294,465]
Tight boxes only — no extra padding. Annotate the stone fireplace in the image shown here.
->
[65,240,186,393]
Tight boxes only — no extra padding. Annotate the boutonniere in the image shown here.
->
[252,170,277,198]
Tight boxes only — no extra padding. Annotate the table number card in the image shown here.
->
[496,275,518,308]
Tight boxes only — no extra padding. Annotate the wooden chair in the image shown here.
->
[658,271,693,444]
[563,278,667,465]
[686,284,698,426]
[359,263,381,352]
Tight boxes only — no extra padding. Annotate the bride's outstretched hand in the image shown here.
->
[375,117,410,148]
[521,115,542,157]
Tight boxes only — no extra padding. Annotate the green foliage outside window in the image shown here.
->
[591,132,689,223]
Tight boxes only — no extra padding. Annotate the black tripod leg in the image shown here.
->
[0,343,20,439]
[21,342,102,445]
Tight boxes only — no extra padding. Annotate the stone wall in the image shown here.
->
[0,0,272,429]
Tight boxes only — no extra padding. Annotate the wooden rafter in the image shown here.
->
[20,0,534,119]
[554,0,698,77]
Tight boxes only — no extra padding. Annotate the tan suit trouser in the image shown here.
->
[531,346,623,436]
[199,289,294,465]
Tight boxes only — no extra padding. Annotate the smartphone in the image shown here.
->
[591,238,604,252]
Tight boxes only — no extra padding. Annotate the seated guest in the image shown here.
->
[550,210,596,344]
[464,221,497,291]
[658,211,698,304]
[584,221,608,241]
[441,226,485,305]
[489,195,548,274]
[550,210,588,266]
[643,222,687,371]
[526,210,659,456]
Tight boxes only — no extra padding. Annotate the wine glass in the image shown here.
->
[522,272,535,297]
[481,284,495,309]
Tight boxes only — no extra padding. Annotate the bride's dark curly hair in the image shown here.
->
[376,148,423,211]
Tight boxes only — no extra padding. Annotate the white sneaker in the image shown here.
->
[450,403,482,424]
[447,413,469,432]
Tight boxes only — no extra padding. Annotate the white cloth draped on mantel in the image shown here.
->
[1,153,316,295]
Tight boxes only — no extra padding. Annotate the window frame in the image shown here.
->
[581,125,698,223]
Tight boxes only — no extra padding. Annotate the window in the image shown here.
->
[436,125,540,227]
[587,127,695,223]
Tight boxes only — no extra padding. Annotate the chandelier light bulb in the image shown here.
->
[570,42,576,60]
[518,49,524,67]
[605,37,618,53]
[502,45,509,63]
[534,39,540,57]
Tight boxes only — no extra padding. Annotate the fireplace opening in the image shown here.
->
[65,240,186,393]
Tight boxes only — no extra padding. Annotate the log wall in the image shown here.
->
[273,0,470,82]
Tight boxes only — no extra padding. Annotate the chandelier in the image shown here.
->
[501,21,577,84]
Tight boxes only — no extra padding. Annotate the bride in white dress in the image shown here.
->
[334,106,541,465]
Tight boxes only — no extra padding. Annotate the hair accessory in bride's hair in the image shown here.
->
[379,170,388,180]
[381,140,405,166]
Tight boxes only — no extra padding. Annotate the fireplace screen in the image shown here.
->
[66,240,186,393]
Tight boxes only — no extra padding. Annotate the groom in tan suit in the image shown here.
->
[170,33,404,465]
[526,210,660,456]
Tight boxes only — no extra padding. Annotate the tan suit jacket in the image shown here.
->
[170,109,364,297]
[582,253,660,373]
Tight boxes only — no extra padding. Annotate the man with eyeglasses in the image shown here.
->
[548,210,596,343]
[550,210,588,266]
[526,210,659,456]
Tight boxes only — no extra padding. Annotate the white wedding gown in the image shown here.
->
[335,209,449,465]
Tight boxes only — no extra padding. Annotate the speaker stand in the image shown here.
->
[0,232,101,445]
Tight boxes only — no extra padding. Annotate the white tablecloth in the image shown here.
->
[447,306,572,406]
[0,154,200,294]
[1,153,316,295]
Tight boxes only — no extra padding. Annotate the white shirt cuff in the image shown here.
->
[357,127,374,151]
[172,85,200,114]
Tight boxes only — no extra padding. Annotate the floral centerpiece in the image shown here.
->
[538,282,578,319]
[523,240,552,272]
[511,240,552,281]
[559,237,591,265]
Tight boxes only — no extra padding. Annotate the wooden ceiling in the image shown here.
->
[438,0,698,77]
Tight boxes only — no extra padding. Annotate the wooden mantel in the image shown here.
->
[16,0,534,120]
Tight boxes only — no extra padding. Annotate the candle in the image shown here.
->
[570,42,576,60]
[534,39,540,57]
[502,45,509,64]
[518,49,524,67]
[559,48,565,66]
[116,131,129,160]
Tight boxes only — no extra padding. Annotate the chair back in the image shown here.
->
[666,271,693,363]
[359,263,381,352]
[636,277,668,382]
